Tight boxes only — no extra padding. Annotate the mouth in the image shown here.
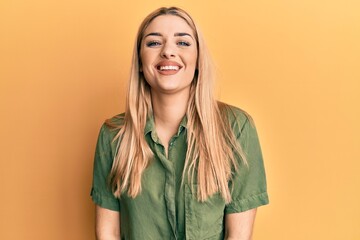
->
[157,65,180,71]
[155,61,182,74]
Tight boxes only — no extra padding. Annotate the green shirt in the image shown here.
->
[91,106,269,240]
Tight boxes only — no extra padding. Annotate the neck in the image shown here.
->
[151,90,189,129]
[150,90,190,151]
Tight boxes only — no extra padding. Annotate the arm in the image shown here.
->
[224,208,257,240]
[95,205,120,240]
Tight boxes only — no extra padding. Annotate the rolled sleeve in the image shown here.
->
[90,124,120,212]
[225,112,269,214]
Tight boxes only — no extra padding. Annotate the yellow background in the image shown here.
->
[1,0,359,239]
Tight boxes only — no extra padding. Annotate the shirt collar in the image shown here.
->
[144,114,155,136]
[144,114,188,137]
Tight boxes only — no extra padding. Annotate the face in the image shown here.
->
[140,15,198,95]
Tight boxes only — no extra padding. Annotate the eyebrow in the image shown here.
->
[144,32,194,39]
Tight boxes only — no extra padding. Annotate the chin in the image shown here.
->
[155,85,191,95]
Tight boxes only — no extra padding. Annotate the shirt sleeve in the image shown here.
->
[90,123,120,211]
[225,113,269,214]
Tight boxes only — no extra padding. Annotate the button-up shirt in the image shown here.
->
[91,105,269,240]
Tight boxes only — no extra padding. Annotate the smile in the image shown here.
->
[158,65,180,71]
[155,61,183,74]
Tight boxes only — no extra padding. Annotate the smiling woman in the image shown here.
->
[90,6,269,240]
[140,15,198,95]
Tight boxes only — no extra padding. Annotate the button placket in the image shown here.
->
[155,137,178,238]
[167,137,177,237]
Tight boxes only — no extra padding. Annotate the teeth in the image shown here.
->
[159,66,179,71]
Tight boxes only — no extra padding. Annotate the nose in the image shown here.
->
[161,42,176,58]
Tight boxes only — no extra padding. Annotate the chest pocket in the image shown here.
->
[184,184,225,240]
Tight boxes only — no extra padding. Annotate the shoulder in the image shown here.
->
[105,112,126,127]
[100,112,125,140]
[218,102,253,132]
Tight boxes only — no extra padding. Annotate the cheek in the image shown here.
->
[139,51,146,67]
[140,52,156,71]
[188,49,198,68]
[140,48,149,64]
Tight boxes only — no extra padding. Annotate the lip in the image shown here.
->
[155,61,183,75]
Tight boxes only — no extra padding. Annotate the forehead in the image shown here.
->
[144,15,194,36]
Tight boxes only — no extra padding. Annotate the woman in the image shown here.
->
[91,7,269,240]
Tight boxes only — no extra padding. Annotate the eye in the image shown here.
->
[146,41,161,47]
[177,41,191,47]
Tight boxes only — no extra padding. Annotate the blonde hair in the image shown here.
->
[107,7,246,203]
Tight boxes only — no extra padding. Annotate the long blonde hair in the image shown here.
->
[108,7,246,203]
